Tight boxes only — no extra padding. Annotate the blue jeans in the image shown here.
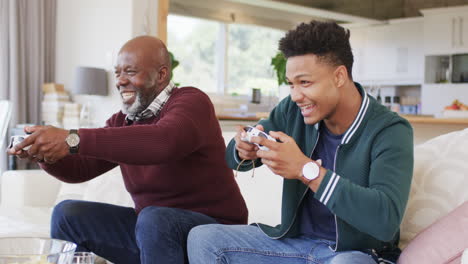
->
[187,225,377,264]
[51,200,218,264]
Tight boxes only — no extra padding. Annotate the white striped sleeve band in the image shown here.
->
[319,172,341,205]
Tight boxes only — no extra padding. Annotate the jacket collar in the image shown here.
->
[314,82,370,145]
[341,82,370,144]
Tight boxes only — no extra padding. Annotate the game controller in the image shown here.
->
[9,135,31,151]
[241,126,277,151]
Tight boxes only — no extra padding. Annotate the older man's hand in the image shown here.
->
[6,125,70,164]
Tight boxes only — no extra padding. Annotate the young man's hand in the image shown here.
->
[251,131,311,180]
[6,125,69,164]
[233,124,263,160]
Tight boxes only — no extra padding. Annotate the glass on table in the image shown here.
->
[0,237,76,264]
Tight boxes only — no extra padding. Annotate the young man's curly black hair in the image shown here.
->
[279,21,354,80]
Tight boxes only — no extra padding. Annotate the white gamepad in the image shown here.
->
[9,135,31,150]
[241,126,277,151]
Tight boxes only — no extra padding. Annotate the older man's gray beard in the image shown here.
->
[121,92,150,116]
[120,76,159,116]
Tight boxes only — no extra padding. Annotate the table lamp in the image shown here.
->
[72,67,108,127]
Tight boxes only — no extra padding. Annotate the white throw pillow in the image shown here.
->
[400,128,468,248]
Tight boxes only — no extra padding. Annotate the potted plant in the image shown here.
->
[270,52,287,86]
[271,52,289,100]
[169,51,180,86]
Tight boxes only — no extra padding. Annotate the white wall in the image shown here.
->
[132,0,160,37]
[55,0,161,127]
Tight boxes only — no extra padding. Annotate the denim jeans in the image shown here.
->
[51,200,218,264]
[188,224,378,264]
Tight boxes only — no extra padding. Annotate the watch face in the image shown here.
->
[66,133,80,147]
[303,162,320,180]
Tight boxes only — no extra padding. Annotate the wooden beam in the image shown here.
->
[226,0,383,24]
[158,0,169,44]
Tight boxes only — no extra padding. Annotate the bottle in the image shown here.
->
[391,96,401,113]
[384,96,392,110]
[79,102,92,128]
[376,89,382,104]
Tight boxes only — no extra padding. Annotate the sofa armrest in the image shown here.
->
[1,170,62,208]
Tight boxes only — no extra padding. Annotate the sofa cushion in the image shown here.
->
[398,201,468,264]
[1,170,63,208]
[0,206,51,238]
[400,128,468,248]
[82,167,133,207]
[54,181,88,205]
[55,166,133,207]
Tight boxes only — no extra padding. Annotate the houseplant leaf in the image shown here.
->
[271,52,288,86]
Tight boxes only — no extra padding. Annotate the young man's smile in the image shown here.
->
[298,103,317,117]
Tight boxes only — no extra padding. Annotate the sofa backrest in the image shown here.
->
[55,166,133,207]
[399,128,468,248]
[222,132,283,226]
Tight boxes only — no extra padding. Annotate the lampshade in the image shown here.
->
[72,66,108,96]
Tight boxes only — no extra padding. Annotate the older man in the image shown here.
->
[8,36,248,264]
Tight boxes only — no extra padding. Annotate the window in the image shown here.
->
[168,14,284,97]
[167,15,219,93]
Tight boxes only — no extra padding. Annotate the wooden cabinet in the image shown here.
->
[422,6,468,55]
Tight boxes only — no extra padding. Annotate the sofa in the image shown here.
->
[1,130,467,263]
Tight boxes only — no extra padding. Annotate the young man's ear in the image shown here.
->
[334,65,348,87]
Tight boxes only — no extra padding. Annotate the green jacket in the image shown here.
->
[226,83,414,253]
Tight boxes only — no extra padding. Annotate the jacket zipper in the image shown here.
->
[331,144,341,251]
[258,129,321,239]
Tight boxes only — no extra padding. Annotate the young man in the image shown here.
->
[8,36,247,264]
[188,21,413,264]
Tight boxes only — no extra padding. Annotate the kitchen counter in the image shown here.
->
[217,112,269,121]
[402,115,468,125]
[401,115,468,144]
[218,113,468,126]
[217,115,261,122]
[218,113,467,144]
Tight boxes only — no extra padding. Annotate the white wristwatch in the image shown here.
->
[302,161,320,182]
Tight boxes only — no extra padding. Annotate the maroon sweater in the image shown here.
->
[40,87,248,224]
